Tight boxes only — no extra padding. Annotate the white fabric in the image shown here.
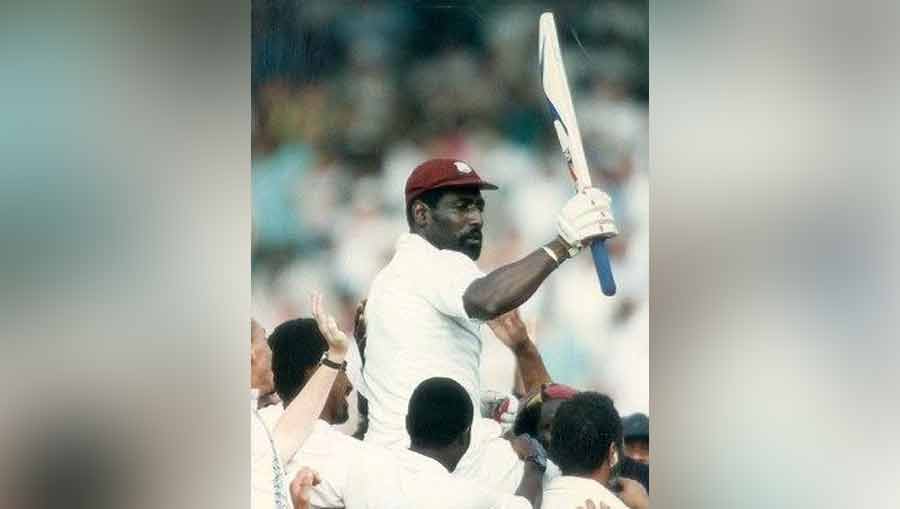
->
[556,188,618,251]
[363,233,526,494]
[453,417,525,493]
[251,394,290,509]
[259,405,367,508]
[541,475,628,509]
[259,402,528,509]
[363,233,485,449]
[345,446,531,509]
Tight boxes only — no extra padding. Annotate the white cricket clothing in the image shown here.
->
[541,475,628,509]
[259,405,367,508]
[363,233,486,449]
[251,392,290,509]
[363,233,525,493]
[345,446,531,509]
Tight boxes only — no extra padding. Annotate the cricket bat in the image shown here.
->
[539,11,617,296]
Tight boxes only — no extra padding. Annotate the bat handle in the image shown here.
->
[590,239,617,296]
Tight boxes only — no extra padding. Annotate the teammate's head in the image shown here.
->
[406,377,473,472]
[267,318,353,425]
[622,413,650,464]
[404,159,498,261]
[549,392,623,480]
[513,383,578,449]
[250,319,274,395]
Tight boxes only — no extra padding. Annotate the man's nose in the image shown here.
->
[467,208,483,227]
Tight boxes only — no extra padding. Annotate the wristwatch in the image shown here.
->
[524,452,547,472]
[320,352,347,371]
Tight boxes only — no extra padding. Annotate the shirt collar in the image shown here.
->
[547,475,617,498]
[400,449,449,476]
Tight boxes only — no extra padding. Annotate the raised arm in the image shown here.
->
[487,308,551,395]
[272,291,349,463]
[464,237,569,320]
[464,188,618,321]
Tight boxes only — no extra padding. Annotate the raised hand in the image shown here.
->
[310,291,349,360]
[487,308,529,352]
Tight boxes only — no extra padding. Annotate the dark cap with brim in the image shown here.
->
[622,413,650,440]
[405,158,498,207]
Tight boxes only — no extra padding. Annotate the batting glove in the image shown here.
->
[481,392,520,434]
[556,188,618,256]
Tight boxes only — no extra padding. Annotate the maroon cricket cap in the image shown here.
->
[404,158,499,207]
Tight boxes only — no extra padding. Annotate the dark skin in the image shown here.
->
[410,186,572,322]
[408,427,471,473]
[293,365,353,425]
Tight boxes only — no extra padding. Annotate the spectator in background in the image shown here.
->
[621,413,649,465]
[544,392,648,509]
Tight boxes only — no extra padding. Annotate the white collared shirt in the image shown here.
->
[362,233,485,449]
[251,392,290,509]
[259,405,367,508]
[541,475,628,509]
[345,446,531,509]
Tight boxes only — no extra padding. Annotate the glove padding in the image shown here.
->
[481,392,520,434]
[556,188,618,256]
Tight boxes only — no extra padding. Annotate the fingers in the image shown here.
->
[290,467,321,508]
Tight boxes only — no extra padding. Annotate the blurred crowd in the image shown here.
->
[251,0,648,416]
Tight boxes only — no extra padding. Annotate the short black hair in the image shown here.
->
[513,402,542,437]
[406,377,473,449]
[267,318,327,404]
[549,392,623,476]
[405,187,447,229]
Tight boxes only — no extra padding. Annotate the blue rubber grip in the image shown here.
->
[590,239,616,296]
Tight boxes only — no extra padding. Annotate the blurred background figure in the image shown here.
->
[252,0,649,432]
[621,413,649,465]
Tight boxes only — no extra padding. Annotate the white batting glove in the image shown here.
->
[494,396,519,433]
[556,188,618,256]
[481,392,520,434]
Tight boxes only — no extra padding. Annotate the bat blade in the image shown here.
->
[539,12,591,191]
[539,12,617,296]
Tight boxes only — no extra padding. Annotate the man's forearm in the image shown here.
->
[464,238,569,320]
[514,462,545,508]
[273,363,339,463]
[514,341,552,395]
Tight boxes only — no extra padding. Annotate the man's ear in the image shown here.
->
[412,200,430,227]
[608,442,620,468]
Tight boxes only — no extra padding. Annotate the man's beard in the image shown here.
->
[458,231,482,260]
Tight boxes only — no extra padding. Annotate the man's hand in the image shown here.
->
[611,477,649,509]
[487,308,530,353]
[289,467,321,509]
[509,434,547,471]
[556,188,618,256]
[310,292,349,361]
[481,391,519,433]
[353,299,368,362]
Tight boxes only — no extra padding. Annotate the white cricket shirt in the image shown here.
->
[541,475,628,509]
[259,405,367,508]
[363,233,486,449]
[345,446,531,509]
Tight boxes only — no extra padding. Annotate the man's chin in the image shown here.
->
[461,244,481,260]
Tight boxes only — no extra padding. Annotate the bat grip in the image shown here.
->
[590,239,617,296]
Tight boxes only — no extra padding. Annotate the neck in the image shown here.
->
[570,465,611,485]
[409,444,455,473]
